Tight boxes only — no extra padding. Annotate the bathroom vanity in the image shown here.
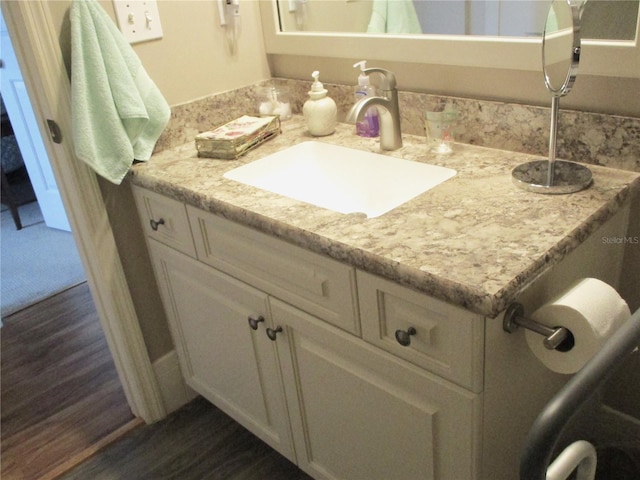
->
[130,117,638,479]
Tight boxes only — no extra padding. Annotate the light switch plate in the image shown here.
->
[113,0,163,44]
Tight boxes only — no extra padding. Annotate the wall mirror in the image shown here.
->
[260,0,640,77]
[276,0,638,40]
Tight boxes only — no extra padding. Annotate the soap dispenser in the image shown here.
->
[303,71,337,137]
[353,61,379,137]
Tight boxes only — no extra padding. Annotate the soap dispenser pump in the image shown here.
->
[303,71,337,137]
[353,60,379,138]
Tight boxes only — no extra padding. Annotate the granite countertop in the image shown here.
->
[129,116,639,317]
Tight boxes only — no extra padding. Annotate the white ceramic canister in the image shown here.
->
[303,71,337,136]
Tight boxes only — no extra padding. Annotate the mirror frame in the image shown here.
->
[259,0,639,78]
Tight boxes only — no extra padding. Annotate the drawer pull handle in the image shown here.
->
[248,315,265,330]
[266,326,283,341]
[150,218,165,231]
[395,327,417,347]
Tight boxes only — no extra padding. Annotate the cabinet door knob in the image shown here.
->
[395,327,417,347]
[266,326,283,341]
[248,315,265,330]
[150,218,165,231]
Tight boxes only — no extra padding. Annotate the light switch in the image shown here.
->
[113,0,163,44]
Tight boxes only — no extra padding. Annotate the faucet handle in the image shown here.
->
[362,67,397,91]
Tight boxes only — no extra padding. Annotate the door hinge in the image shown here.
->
[46,119,63,144]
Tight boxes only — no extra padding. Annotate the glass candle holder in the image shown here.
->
[256,86,292,121]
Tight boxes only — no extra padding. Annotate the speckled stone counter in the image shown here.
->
[129,116,639,317]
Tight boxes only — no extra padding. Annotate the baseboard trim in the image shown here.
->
[152,350,198,414]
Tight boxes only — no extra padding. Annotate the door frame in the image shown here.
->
[2,1,166,423]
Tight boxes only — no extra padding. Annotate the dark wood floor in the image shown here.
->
[58,396,312,480]
[1,282,135,480]
[1,282,311,480]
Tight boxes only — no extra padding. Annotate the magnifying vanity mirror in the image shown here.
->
[511,0,593,194]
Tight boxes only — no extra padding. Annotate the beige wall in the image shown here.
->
[47,0,639,115]
[47,0,271,106]
[133,0,271,105]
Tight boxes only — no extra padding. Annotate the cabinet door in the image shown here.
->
[148,239,295,462]
[270,298,481,480]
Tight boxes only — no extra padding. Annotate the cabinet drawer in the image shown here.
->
[358,271,484,392]
[187,206,360,335]
[132,185,196,257]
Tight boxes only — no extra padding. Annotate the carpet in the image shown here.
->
[1,201,85,318]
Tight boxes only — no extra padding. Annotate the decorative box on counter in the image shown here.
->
[195,115,281,160]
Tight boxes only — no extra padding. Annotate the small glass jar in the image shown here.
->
[256,86,292,121]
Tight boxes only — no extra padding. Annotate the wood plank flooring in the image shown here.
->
[58,396,312,480]
[1,282,134,479]
[1,282,310,480]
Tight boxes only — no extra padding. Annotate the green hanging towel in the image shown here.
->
[70,0,170,185]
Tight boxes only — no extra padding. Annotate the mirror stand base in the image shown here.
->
[511,160,593,194]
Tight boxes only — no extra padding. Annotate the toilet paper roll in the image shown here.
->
[526,278,630,374]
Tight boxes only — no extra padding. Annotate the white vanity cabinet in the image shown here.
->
[132,185,482,480]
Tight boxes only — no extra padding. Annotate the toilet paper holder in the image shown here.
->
[503,302,574,351]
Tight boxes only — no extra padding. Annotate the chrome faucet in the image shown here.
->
[345,67,402,150]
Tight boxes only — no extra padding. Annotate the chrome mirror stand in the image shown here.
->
[512,0,592,195]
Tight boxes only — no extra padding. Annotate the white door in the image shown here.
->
[0,10,70,231]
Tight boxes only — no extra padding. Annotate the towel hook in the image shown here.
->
[503,302,574,351]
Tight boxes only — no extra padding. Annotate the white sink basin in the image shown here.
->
[223,141,456,218]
